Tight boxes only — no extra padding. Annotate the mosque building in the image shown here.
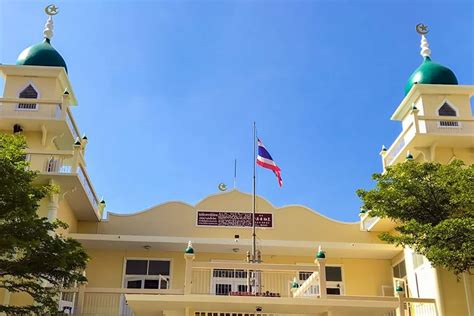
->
[0,5,473,316]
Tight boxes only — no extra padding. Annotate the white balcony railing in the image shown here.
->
[384,113,474,167]
[0,100,62,119]
[27,152,101,217]
[0,98,81,144]
[78,164,99,212]
[66,107,80,141]
[384,122,416,166]
[61,287,184,316]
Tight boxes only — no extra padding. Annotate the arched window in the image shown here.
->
[17,84,38,110]
[19,84,38,99]
[437,102,460,128]
[438,102,457,116]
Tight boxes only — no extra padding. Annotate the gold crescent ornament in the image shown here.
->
[218,183,227,191]
[416,23,429,35]
[45,4,59,16]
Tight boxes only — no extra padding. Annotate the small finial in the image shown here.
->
[185,240,194,254]
[74,137,81,146]
[416,23,431,58]
[316,245,326,259]
[291,277,299,289]
[381,145,387,152]
[43,5,59,41]
[406,151,414,160]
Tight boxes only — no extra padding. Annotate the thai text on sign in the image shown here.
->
[197,211,273,228]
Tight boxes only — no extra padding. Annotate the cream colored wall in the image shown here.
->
[2,75,62,100]
[84,249,392,297]
[435,147,474,165]
[438,269,472,316]
[57,198,78,234]
[419,94,472,118]
[79,191,382,245]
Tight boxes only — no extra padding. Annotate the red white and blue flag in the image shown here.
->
[256,138,282,187]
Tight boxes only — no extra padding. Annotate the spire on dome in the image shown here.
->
[43,5,59,41]
[416,23,431,58]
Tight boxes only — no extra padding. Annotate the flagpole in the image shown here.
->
[252,122,257,264]
[234,159,237,189]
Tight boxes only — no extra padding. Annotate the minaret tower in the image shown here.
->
[381,24,474,168]
[0,5,103,224]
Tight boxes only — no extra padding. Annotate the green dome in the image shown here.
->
[16,39,67,72]
[405,57,457,95]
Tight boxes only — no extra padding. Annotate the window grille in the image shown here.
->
[439,121,459,127]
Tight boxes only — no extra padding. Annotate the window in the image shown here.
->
[438,103,456,116]
[326,266,343,282]
[437,102,460,128]
[393,260,407,279]
[17,84,39,110]
[124,259,170,289]
[412,253,427,270]
[211,268,248,295]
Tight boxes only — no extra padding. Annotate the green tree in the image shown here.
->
[357,160,474,276]
[0,134,89,315]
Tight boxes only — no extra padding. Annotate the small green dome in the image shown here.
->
[16,39,67,72]
[405,57,457,95]
[316,251,326,259]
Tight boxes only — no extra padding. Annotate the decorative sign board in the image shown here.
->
[197,211,273,228]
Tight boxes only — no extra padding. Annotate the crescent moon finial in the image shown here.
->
[218,183,228,191]
[416,23,429,35]
[416,23,431,58]
[45,4,59,16]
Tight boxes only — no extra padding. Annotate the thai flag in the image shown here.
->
[256,138,282,187]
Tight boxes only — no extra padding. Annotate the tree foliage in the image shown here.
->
[357,160,474,276]
[0,134,89,315]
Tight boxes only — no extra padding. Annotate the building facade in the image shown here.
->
[0,8,473,316]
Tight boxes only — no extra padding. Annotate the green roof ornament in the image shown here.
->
[185,241,194,254]
[405,24,458,95]
[316,245,326,259]
[395,281,404,293]
[290,277,300,289]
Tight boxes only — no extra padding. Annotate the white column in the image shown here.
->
[47,192,59,222]
[463,272,474,316]
[184,253,195,295]
[316,257,327,299]
[433,268,445,316]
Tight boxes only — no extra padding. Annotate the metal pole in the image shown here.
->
[234,159,237,189]
[252,122,257,263]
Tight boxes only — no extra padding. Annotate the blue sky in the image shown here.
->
[1,0,472,222]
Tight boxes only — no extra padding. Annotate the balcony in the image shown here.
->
[27,151,102,220]
[383,111,474,167]
[62,258,437,316]
[0,98,81,149]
